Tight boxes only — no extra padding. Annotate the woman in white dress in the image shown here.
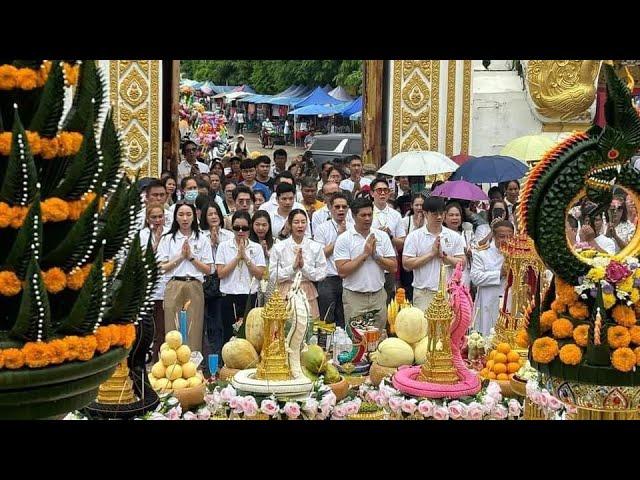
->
[269,209,327,319]
[400,193,426,300]
[606,197,636,252]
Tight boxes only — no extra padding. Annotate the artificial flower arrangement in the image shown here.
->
[337,379,524,420]
[524,379,574,420]
[202,377,338,420]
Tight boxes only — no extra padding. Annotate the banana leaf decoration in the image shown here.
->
[0,108,38,205]
[96,111,124,193]
[28,61,65,137]
[9,256,52,342]
[4,193,42,279]
[62,60,103,133]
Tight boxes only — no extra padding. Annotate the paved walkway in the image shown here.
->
[235,131,306,159]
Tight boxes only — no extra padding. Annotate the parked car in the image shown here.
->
[308,133,362,170]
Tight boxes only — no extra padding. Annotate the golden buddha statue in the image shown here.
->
[96,359,137,404]
[418,265,459,384]
[255,290,292,381]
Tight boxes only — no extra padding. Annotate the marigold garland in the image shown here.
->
[569,302,589,320]
[635,346,640,366]
[0,271,22,296]
[551,318,574,339]
[0,130,82,158]
[612,304,637,327]
[550,299,566,314]
[573,324,590,347]
[41,198,70,223]
[0,61,79,91]
[532,337,559,364]
[556,277,578,304]
[540,310,557,332]
[612,347,636,372]
[41,267,66,294]
[0,324,136,371]
[608,325,631,349]
[630,325,640,346]
[515,329,529,348]
[559,344,582,365]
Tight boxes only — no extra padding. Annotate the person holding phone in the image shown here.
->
[475,199,508,247]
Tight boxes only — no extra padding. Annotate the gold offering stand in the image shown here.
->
[493,232,546,357]
[255,290,292,381]
[96,359,137,404]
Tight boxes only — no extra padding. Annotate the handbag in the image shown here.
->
[202,272,222,299]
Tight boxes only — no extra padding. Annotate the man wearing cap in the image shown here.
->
[177,140,210,185]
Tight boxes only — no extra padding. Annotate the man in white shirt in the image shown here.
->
[312,181,355,234]
[403,196,465,311]
[395,176,411,198]
[269,183,310,239]
[340,155,372,194]
[470,220,514,336]
[269,149,288,179]
[283,118,291,145]
[137,179,173,230]
[177,141,210,185]
[370,177,407,302]
[259,171,304,215]
[334,198,397,330]
[314,192,354,327]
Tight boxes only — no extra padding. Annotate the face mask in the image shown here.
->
[184,190,198,203]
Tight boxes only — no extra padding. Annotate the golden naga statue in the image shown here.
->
[525,60,602,121]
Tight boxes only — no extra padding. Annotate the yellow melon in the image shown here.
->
[160,349,177,367]
[165,363,183,381]
[165,330,183,350]
[176,345,192,364]
[245,307,265,352]
[188,376,203,387]
[151,361,166,379]
[181,361,197,379]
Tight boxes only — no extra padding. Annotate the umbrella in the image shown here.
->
[451,153,474,166]
[449,155,528,183]
[378,151,458,177]
[431,180,488,201]
[500,134,556,165]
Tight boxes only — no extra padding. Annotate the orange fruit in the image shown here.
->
[493,363,507,374]
[494,353,507,364]
[480,368,489,377]
[507,351,520,363]
[497,373,509,381]
[507,362,520,373]
[487,371,497,379]
[489,350,496,360]
[497,343,511,354]
[486,360,495,370]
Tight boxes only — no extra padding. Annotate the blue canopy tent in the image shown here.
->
[341,96,362,117]
[288,103,350,116]
[349,111,362,121]
[294,86,344,108]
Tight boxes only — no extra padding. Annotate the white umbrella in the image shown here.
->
[377,151,459,177]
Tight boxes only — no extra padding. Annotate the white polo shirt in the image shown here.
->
[372,204,406,241]
[201,228,234,262]
[403,226,465,291]
[269,209,311,240]
[314,218,355,276]
[259,192,305,215]
[177,159,210,185]
[139,225,170,301]
[312,205,354,236]
[215,239,266,295]
[157,230,214,282]
[334,227,396,293]
[340,176,372,192]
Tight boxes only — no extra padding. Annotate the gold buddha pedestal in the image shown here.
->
[493,232,545,357]
[96,359,137,404]
[417,266,459,384]
[255,290,291,381]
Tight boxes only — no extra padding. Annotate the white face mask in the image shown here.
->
[184,190,198,203]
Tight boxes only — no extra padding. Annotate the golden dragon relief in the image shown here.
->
[526,60,602,121]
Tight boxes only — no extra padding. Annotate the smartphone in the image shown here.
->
[492,208,506,219]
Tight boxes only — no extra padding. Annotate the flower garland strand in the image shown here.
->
[0,61,79,91]
[0,131,83,158]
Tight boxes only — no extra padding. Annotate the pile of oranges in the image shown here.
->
[479,343,524,381]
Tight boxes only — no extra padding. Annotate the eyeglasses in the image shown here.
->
[232,225,251,232]
[374,188,390,194]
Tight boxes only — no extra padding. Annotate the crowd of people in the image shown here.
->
[137,141,550,373]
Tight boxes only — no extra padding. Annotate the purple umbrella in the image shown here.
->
[431,180,488,201]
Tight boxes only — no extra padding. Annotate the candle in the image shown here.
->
[179,310,188,341]
[594,307,602,346]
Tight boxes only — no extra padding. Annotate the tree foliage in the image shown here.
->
[181,60,362,95]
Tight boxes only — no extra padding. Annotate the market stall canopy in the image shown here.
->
[341,96,362,117]
[349,111,362,121]
[377,151,459,177]
[500,134,557,165]
[288,102,350,116]
[295,87,344,108]
[322,84,333,92]
[328,86,353,102]
[448,155,528,183]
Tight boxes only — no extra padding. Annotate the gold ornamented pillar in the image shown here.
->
[102,60,162,179]
[362,60,384,167]
[385,60,472,162]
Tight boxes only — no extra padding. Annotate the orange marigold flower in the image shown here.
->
[107,324,123,347]
[532,337,559,364]
[77,335,97,361]
[41,197,70,223]
[68,132,83,152]
[67,200,83,220]
[0,350,4,369]
[608,325,631,349]
[540,310,557,332]
[122,324,137,348]
[64,336,83,361]
[63,64,79,86]
[25,131,41,155]
[0,131,12,155]
[0,202,11,228]
[0,65,18,90]
[559,343,582,365]
[569,302,589,320]
[16,68,38,90]
[47,339,69,364]
[3,348,24,369]
[612,347,636,372]
[66,267,87,291]
[573,324,590,347]
[22,342,51,368]
[630,326,640,346]
[635,347,640,366]
[58,132,78,156]
[556,277,578,304]
[40,136,60,159]
[612,304,637,328]
[515,329,529,348]
[10,206,28,229]
[38,61,52,86]
[552,318,574,339]
[551,299,566,314]
[42,267,67,294]
[103,261,115,278]
[0,270,22,296]
[95,326,112,354]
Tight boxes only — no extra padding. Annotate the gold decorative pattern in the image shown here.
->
[445,60,456,157]
[430,61,440,151]
[109,60,160,179]
[461,60,471,154]
[526,60,601,121]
